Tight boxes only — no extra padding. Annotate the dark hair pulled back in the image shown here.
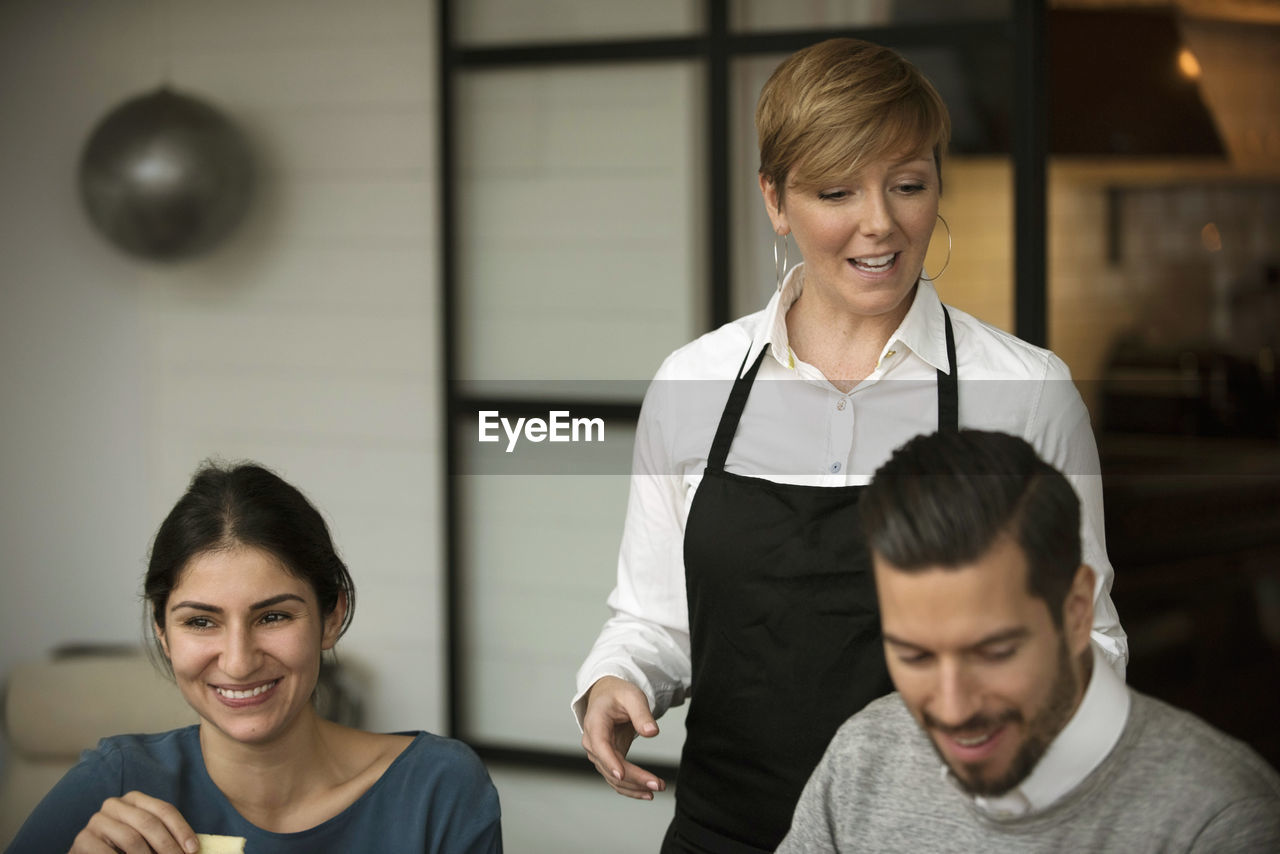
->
[145,462,355,639]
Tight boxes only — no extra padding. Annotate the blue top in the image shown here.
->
[4,726,502,854]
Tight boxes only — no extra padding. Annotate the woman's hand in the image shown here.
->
[581,675,667,800]
[69,791,199,854]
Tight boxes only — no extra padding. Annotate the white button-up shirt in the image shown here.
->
[573,266,1128,726]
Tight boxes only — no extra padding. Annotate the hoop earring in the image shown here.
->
[774,232,790,291]
[925,213,951,281]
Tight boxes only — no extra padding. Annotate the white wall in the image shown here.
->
[0,0,444,783]
[1,0,177,727]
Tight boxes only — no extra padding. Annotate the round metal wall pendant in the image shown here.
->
[78,87,253,261]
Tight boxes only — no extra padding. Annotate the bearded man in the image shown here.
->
[778,430,1280,853]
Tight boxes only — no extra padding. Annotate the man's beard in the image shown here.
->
[923,638,1082,797]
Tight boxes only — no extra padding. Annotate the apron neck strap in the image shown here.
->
[708,347,767,472]
[937,306,959,433]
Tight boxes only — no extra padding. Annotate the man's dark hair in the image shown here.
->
[859,430,1082,625]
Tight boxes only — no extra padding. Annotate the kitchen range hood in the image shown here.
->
[1050,1,1280,169]
[1050,6,1224,156]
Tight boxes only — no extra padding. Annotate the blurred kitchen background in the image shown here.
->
[1,1,1277,851]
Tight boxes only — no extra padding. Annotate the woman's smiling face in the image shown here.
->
[761,148,941,322]
[156,545,344,746]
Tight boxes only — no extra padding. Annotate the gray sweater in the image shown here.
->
[778,691,1280,853]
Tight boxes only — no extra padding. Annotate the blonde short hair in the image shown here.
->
[756,38,951,202]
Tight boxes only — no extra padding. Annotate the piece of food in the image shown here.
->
[196,833,246,854]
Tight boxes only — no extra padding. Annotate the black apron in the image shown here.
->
[662,308,958,854]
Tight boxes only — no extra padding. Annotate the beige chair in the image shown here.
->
[0,647,195,847]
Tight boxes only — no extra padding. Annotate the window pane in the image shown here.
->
[1050,166,1280,413]
[458,420,689,762]
[455,63,704,399]
[730,0,1009,31]
[1050,161,1280,772]
[455,0,701,46]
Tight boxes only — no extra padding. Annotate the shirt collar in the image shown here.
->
[748,263,951,378]
[964,645,1132,819]
[894,278,951,374]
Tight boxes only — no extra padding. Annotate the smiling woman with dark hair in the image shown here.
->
[5,462,502,854]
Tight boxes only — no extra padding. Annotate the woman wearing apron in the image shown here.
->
[574,38,1127,853]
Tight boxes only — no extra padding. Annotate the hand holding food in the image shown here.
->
[68,790,198,854]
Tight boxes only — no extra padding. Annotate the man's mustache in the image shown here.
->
[922,707,1022,737]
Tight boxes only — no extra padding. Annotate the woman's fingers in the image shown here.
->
[582,733,659,797]
[595,758,663,799]
[616,684,660,741]
[72,813,145,853]
[123,791,199,850]
[69,792,198,854]
[581,676,668,799]
[118,791,199,853]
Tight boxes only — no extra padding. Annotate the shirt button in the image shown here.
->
[836,399,847,411]
[886,349,897,358]
[830,462,842,473]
